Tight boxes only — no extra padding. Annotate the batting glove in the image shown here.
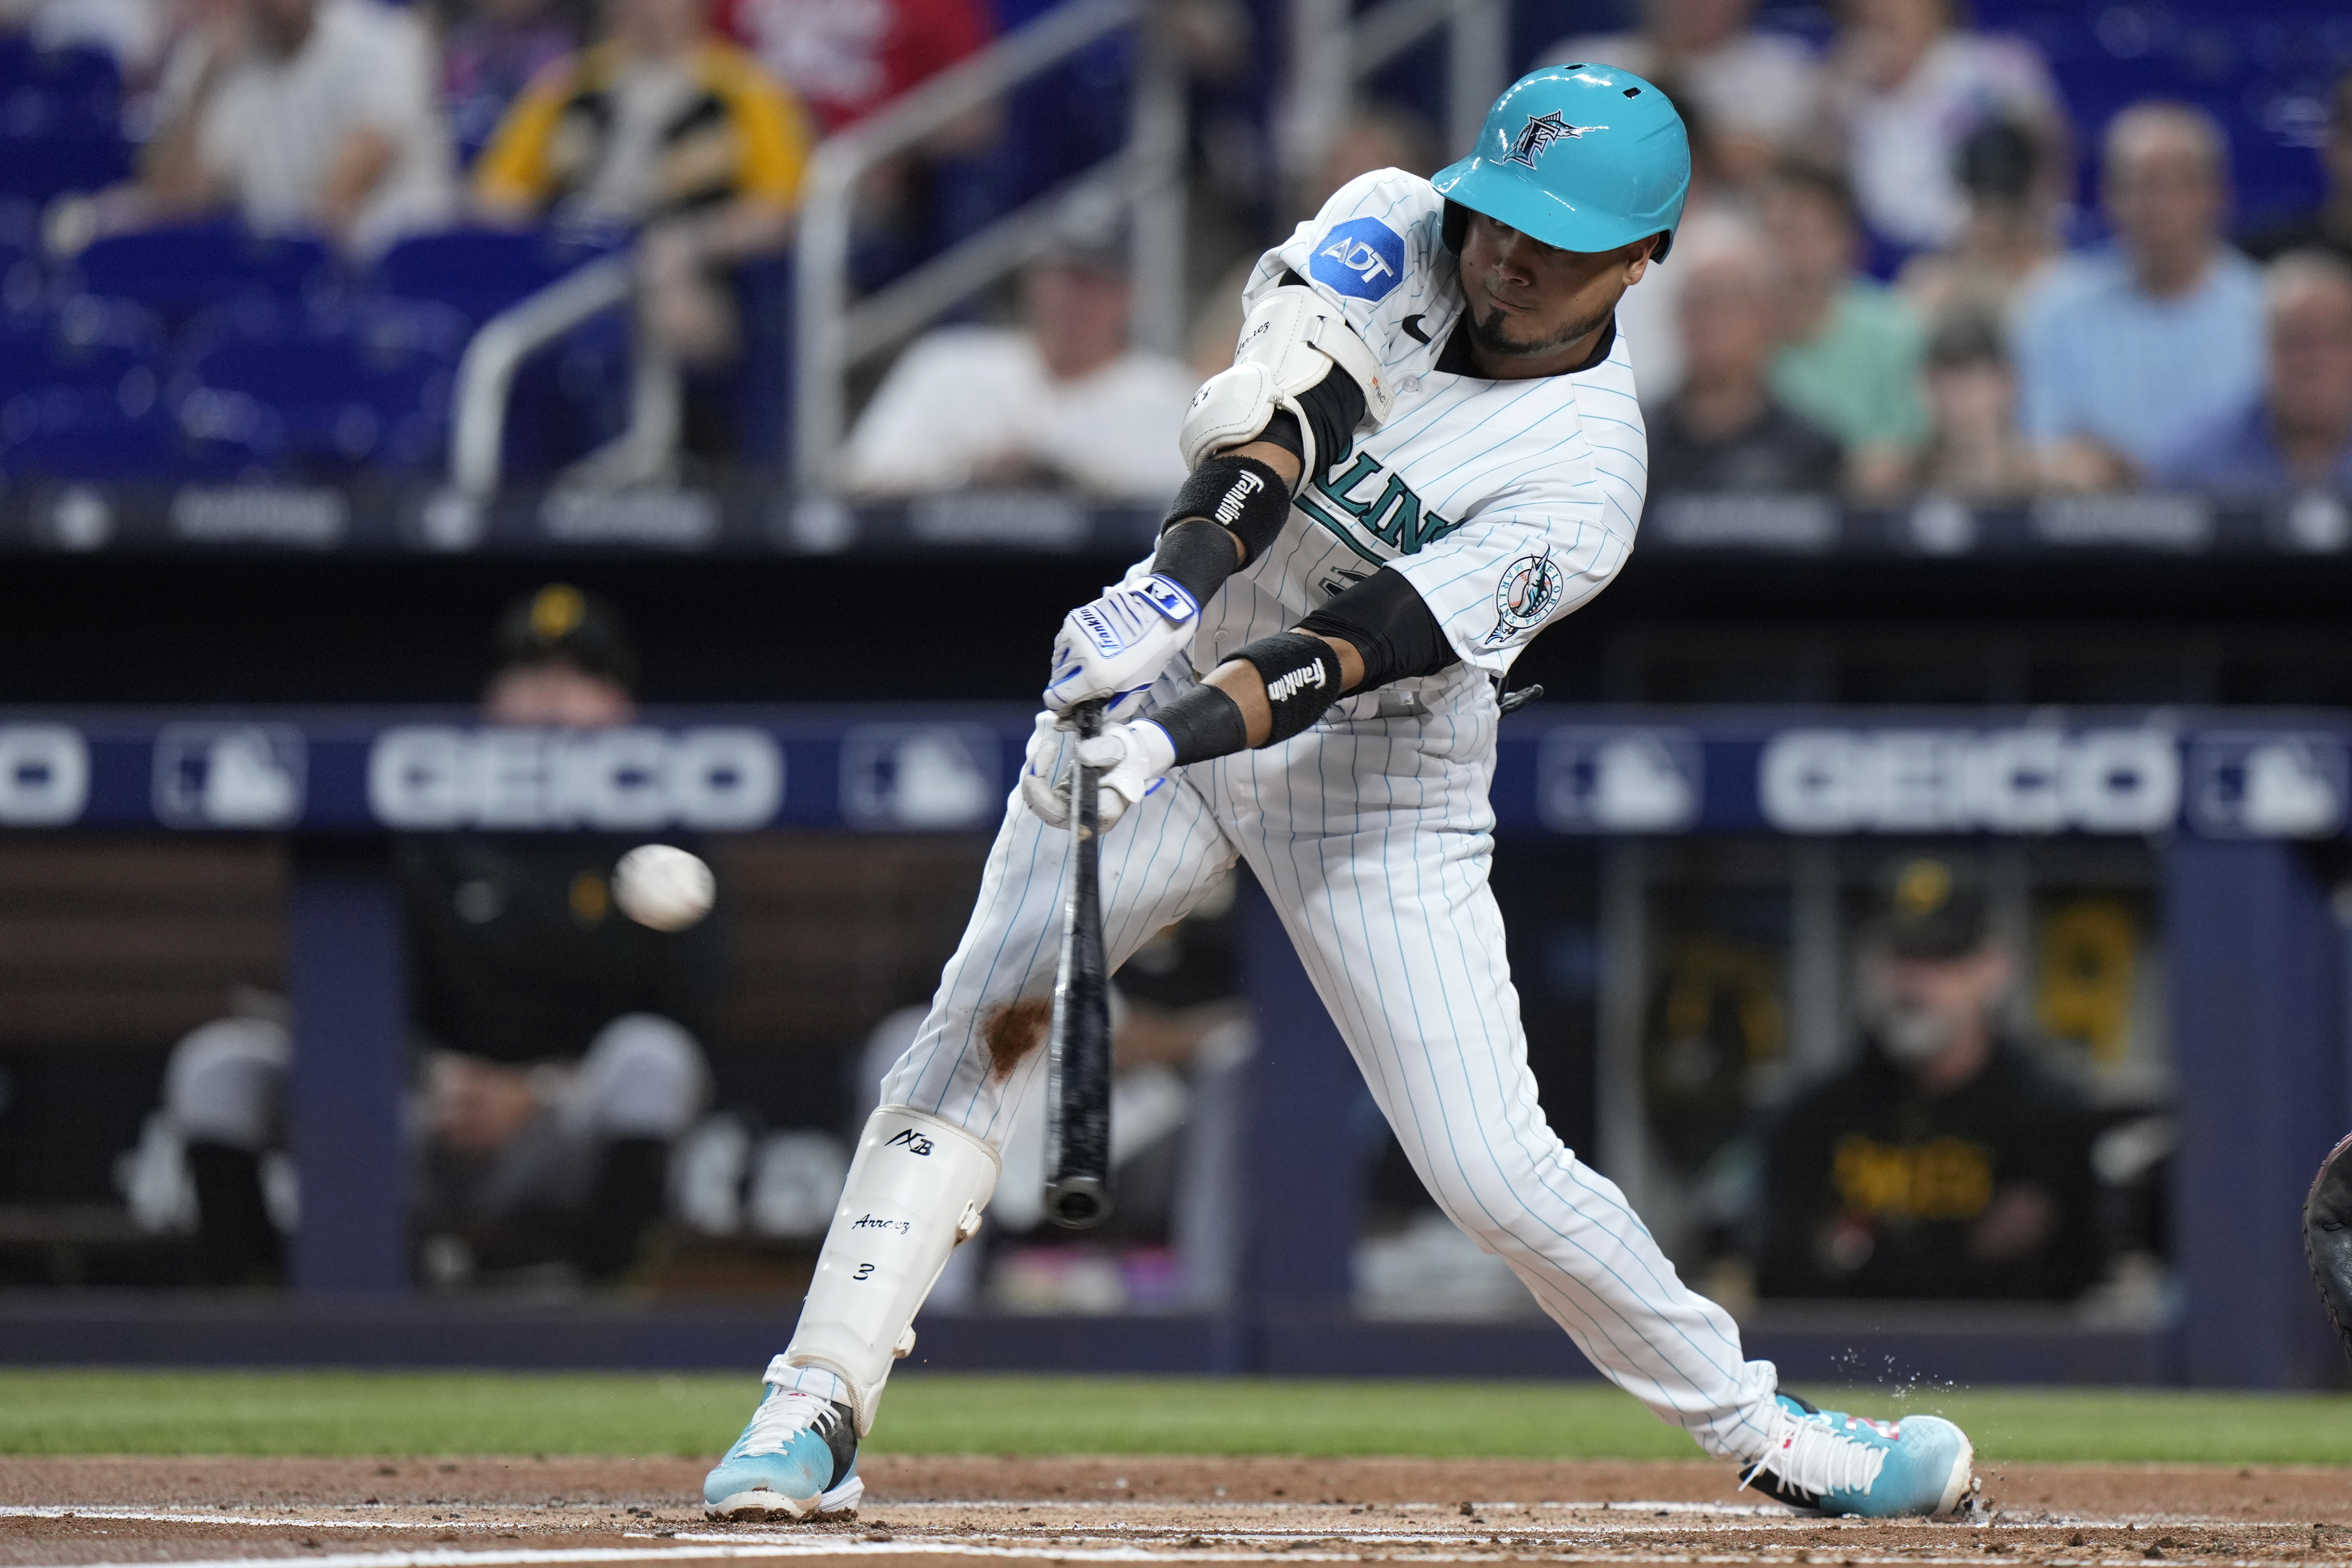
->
[1043,575,1198,722]
[1019,711,1177,832]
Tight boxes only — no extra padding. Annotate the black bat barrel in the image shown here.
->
[1044,702,1114,1228]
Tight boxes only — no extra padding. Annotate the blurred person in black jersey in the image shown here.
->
[1756,855,2099,1301]
[159,585,724,1286]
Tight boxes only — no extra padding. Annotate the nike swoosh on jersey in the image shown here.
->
[1401,314,1431,344]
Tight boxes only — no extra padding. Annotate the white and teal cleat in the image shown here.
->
[1739,1394,1975,1518]
[703,1386,863,1521]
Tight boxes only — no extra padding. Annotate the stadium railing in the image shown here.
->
[0,704,2341,1388]
[788,0,1185,491]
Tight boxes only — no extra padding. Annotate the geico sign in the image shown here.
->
[0,725,89,825]
[369,727,783,830]
[1759,728,2179,834]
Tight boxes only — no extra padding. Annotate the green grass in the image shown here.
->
[1,1372,2349,1465]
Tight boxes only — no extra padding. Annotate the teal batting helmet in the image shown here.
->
[1432,63,1691,260]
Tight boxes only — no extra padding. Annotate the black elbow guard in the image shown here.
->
[1236,631,1346,744]
[1164,452,1291,565]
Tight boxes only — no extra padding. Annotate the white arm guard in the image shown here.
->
[1178,285,1397,485]
[784,1105,998,1435]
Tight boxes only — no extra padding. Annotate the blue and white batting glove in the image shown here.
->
[1043,575,1198,722]
[1019,711,1177,832]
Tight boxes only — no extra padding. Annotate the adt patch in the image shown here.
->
[1310,217,1405,301]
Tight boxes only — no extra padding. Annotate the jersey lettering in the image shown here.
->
[1296,451,1462,561]
[1309,218,1405,301]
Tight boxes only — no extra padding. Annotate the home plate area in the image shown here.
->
[6,1457,2351,1568]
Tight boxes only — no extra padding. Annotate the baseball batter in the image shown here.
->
[703,64,1976,1521]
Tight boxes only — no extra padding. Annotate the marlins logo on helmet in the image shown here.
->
[1505,110,1584,167]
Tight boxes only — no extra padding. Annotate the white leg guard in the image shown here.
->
[783,1106,997,1436]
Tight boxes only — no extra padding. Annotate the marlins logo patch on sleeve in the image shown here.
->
[1310,217,1406,302]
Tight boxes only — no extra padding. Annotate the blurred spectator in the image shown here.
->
[2243,71,2352,267]
[1899,119,2062,325]
[438,0,577,168]
[1612,86,1730,406]
[1758,855,2100,1302]
[1192,101,1437,382]
[473,0,811,366]
[133,0,457,254]
[712,0,994,297]
[1760,161,1927,499]
[1811,0,2065,257]
[2161,251,2352,493]
[1647,216,1843,493]
[713,0,986,136]
[1303,99,1437,214]
[1538,0,1817,187]
[841,219,1194,500]
[1917,313,2034,502]
[2014,104,2262,492]
[157,585,723,1288]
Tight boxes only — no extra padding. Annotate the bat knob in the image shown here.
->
[1045,1176,1113,1230]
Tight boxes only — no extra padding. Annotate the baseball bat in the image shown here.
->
[1043,699,1115,1229]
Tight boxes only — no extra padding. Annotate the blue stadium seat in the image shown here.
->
[68,225,336,327]
[372,225,625,323]
[0,37,129,203]
[169,298,471,475]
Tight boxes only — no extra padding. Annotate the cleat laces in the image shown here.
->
[738,1388,838,1458]
[1743,1409,1889,1503]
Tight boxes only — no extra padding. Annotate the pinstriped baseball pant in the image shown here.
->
[782,674,1781,1462]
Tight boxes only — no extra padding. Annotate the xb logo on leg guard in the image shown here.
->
[885,1128,935,1155]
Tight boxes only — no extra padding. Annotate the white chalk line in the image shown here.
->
[20,1544,2329,1568]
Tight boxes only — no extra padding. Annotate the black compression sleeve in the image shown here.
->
[1298,567,1458,688]
[1243,373,1366,478]
[1149,517,1241,608]
[1147,683,1250,766]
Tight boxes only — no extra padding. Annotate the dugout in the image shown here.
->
[1,501,2350,1389]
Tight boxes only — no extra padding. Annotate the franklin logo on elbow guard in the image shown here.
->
[1266,661,1329,703]
[1214,471,1265,524]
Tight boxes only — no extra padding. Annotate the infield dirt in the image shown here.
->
[4,1456,2351,1568]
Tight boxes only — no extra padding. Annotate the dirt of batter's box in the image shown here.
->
[6,1454,2352,1521]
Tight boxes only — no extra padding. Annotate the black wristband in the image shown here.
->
[1149,518,1241,609]
[1236,631,1345,744]
[1147,683,1250,767]
[1164,452,1290,565]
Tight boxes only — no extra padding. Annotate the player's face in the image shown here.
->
[2268,279,2352,437]
[1457,212,1653,376]
[483,660,637,729]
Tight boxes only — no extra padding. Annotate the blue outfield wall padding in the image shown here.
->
[286,842,411,1295]
[2167,838,2349,1388]
[1238,874,1360,1314]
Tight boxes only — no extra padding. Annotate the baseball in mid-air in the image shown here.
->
[613,844,715,931]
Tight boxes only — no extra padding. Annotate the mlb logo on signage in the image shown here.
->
[154,724,306,829]
[1309,218,1406,302]
[1538,727,1703,833]
[842,725,1002,830]
[2187,733,2348,838]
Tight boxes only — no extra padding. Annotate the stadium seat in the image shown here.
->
[67,225,336,327]
[169,298,471,475]
[372,226,625,324]
[0,37,130,203]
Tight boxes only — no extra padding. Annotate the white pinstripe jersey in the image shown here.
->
[1142,168,1650,687]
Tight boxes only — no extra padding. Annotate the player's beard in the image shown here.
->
[1466,300,1611,361]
